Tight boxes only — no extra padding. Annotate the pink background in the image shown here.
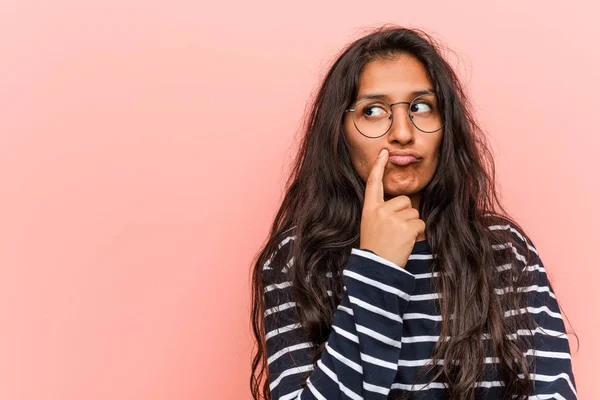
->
[1,1,598,399]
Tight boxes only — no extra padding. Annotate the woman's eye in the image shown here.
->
[363,105,387,117]
[411,102,433,113]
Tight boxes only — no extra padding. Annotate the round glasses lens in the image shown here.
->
[409,94,443,133]
[352,100,393,138]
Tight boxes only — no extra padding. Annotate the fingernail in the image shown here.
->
[378,149,387,157]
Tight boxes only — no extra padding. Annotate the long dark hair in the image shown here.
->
[250,25,543,400]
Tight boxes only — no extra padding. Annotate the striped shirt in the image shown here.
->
[262,225,577,399]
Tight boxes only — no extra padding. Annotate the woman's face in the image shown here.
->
[343,54,443,207]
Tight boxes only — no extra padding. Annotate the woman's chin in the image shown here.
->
[383,182,419,199]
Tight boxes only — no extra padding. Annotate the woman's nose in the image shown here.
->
[387,107,414,144]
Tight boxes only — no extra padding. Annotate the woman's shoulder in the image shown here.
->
[261,226,298,275]
[272,225,298,254]
[481,212,541,270]
[481,213,534,246]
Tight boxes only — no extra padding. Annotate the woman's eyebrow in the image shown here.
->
[356,89,435,101]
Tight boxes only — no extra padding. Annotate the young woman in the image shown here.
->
[249,26,577,400]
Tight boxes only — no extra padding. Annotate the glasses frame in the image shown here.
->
[344,93,444,138]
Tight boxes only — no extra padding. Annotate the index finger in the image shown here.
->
[364,148,388,208]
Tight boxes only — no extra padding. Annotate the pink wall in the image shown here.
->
[0,1,598,399]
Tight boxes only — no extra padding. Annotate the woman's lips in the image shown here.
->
[389,155,420,166]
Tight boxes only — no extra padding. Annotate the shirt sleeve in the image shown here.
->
[514,242,578,399]
[262,245,416,400]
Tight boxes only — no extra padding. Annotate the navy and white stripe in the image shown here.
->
[262,225,577,399]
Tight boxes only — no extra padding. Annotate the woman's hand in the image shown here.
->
[359,149,426,268]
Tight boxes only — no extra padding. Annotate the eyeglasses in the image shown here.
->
[344,93,444,138]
